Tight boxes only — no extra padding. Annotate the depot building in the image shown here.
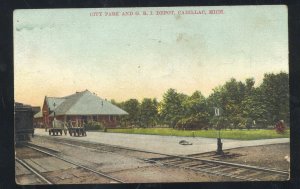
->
[35,90,128,128]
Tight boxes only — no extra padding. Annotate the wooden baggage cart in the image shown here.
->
[67,120,87,137]
[48,118,67,136]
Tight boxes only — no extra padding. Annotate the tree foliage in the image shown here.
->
[112,72,289,130]
[122,99,140,126]
[160,88,187,127]
[258,72,289,125]
[140,98,158,127]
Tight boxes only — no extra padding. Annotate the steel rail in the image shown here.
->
[23,144,125,183]
[39,136,289,175]
[38,135,170,157]
[35,135,289,181]
[155,156,289,175]
[15,157,53,184]
[157,160,260,181]
[145,157,287,181]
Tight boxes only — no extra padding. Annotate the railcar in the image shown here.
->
[15,102,40,143]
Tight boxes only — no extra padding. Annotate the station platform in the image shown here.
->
[34,128,289,155]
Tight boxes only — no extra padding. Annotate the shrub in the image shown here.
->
[85,121,104,131]
[237,122,246,130]
[175,113,209,130]
[275,120,286,134]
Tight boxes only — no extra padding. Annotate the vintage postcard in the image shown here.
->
[14,5,289,184]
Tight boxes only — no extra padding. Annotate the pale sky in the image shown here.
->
[14,6,288,106]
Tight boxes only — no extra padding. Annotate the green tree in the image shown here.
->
[223,79,246,123]
[207,73,289,129]
[176,91,210,130]
[122,99,140,126]
[240,78,266,128]
[183,91,207,116]
[245,78,255,94]
[140,98,159,127]
[258,72,289,125]
[207,78,248,129]
[160,88,187,127]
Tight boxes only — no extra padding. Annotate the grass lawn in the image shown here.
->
[106,128,290,140]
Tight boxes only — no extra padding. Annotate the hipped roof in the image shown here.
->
[45,90,128,116]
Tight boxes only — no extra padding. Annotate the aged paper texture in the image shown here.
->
[14,6,289,184]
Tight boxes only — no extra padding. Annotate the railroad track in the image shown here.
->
[33,136,289,181]
[16,144,125,184]
[16,157,53,184]
[146,156,289,181]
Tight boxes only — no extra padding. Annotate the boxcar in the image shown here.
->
[15,102,40,143]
